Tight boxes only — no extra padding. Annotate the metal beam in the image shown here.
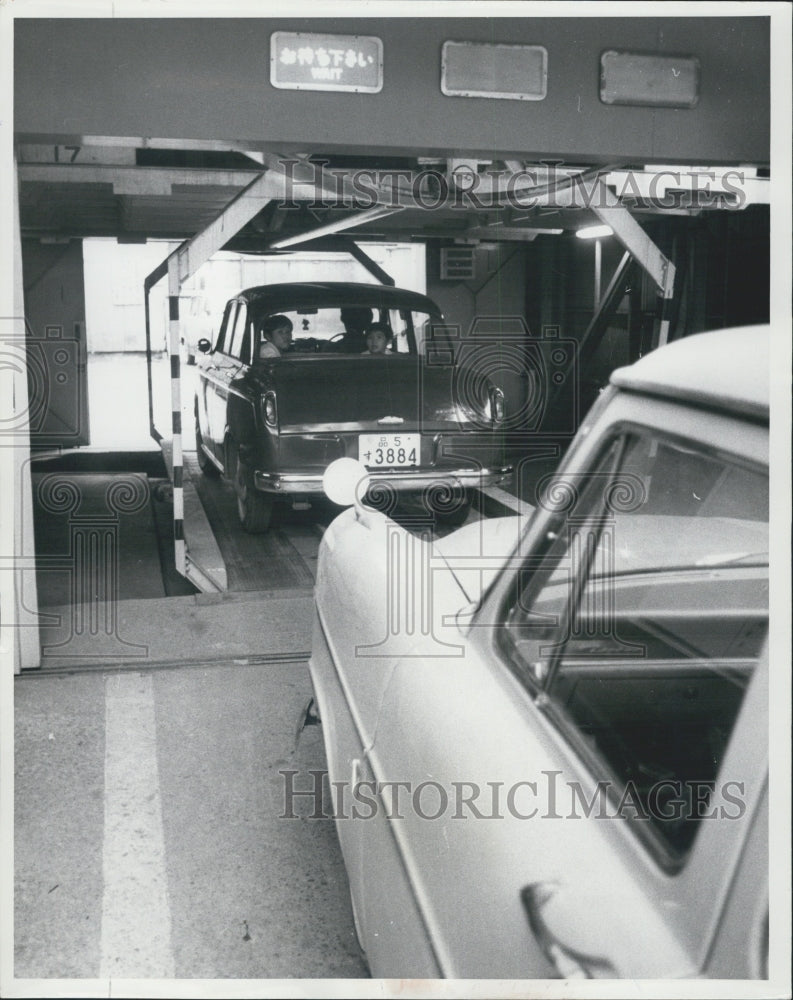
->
[171,171,278,281]
[18,162,260,192]
[549,176,677,344]
[143,170,285,588]
[463,226,564,242]
[588,178,675,299]
[260,152,406,212]
[579,251,635,368]
[18,158,586,214]
[268,204,402,250]
[259,152,453,216]
[143,257,167,443]
[168,172,280,576]
[345,241,396,286]
[510,173,676,299]
[604,168,769,206]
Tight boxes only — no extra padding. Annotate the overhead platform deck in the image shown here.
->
[15,16,770,165]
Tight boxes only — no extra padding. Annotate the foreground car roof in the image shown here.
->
[239,281,442,314]
[610,325,769,421]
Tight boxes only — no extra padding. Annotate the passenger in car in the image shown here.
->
[338,306,373,353]
[363,323,392,355]
[259,315,293,359]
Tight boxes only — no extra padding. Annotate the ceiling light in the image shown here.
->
[576,224,614,240]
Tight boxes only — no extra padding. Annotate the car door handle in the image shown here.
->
[521,883,615,979]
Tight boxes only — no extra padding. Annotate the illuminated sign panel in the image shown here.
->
[441,41,547,101]
[270,32,383,93]
[600,51,700,108]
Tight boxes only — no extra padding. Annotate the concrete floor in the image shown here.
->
[15,660,368,980]
[19,352,369,981]
[14,349,529,986]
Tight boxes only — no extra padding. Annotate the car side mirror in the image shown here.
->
[197,338,211,354]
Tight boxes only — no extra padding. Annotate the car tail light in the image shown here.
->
[489,386,505,425]
[263,391,278,428]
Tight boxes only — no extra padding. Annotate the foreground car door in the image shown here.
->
[311,506,469,972]
[366,390,768,978]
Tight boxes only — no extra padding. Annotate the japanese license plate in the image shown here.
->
[359,433,420,468]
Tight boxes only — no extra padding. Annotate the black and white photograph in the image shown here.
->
[1,1,790,997]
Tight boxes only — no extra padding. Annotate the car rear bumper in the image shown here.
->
[254,465,513,495]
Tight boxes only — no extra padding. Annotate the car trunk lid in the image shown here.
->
[267,356,476,430]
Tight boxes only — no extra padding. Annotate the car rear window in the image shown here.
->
[249,304,441,356]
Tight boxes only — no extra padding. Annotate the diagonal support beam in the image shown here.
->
[587,178,675,346]
[545,176,676,346]
[260,152,406,249]
[260,151,427,214]
[268,204,402,250]
[346,240,396,285]
[171,170,280,283]
[589,178,675,300]
[500,173,675,300]
[260,151,404,211]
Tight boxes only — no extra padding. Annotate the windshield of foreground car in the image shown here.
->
[504,431,768,860]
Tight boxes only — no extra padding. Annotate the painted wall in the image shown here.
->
[82,241,426,353]
[427,244,536,428]
[427,244,530,334]
[21,239,89,447]
[4,160,41,669]
[15,17,769,164]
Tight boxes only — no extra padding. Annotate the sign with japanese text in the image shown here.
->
[271,32,383,93]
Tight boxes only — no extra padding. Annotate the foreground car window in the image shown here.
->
[504,432,768,861]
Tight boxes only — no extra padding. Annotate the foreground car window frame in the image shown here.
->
[496,419,768,872]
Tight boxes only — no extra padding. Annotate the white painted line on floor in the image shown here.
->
[100,672,175,980]
[480,484,534,515]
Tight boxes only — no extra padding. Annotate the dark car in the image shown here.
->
[194,282,512,532]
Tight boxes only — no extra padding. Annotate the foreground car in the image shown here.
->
[308,326,770,979]
[194,282,512,532]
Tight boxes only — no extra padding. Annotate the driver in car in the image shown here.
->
[337,306,373,352]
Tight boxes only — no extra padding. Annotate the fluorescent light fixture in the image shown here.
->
[576,224,614,240]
